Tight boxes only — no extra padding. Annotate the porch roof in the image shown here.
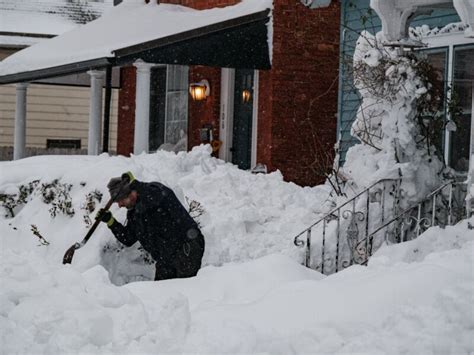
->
[0,0,272,85]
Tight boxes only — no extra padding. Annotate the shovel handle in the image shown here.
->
[82,197,115,245]
[62,197,114,264]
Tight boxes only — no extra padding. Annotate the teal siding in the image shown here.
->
[338,0,460,164]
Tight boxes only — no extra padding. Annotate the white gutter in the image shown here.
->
[300,0,332,9]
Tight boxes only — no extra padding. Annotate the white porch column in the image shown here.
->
[13,82,29,160]
[133,59,154,155]
[87,70,105,155]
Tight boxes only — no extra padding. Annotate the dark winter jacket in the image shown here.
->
[109,181,202,265]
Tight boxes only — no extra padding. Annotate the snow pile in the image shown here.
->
[0,145,332,284]
[342,31,444,206]
[1,199,473,353]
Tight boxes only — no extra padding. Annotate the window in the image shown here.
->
[46,139,81,149]
[450,46,474,172]
[165,65,189,147]
[421,48,448,160]
[421,37,474,174]
[149,65,189,151]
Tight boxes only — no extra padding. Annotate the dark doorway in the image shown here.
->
[232,69,254,169]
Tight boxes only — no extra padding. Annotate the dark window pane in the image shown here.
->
[420,48,448,161]
[149,65,189,151]
[149,67,167,151]
[46,139,81,149]
[450,46,474,172]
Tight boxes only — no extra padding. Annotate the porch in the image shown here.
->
[0,1,271,160]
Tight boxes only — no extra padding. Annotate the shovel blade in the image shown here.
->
[63,244,78,264]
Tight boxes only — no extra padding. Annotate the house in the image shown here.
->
[0,0,118,160]
[116,0,341,187]
[0,0,342,187]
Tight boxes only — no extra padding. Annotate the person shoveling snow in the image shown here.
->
[95,171,205,281]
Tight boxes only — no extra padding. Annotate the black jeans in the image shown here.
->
[154,234,205,281]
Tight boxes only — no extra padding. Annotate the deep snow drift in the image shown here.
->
[0,146,332,284]
[1,147,473,354]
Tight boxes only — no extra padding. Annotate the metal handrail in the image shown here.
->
[294,178,401,271]
[293,178,397,243]
[356,180,467,256]
[294,178,468,274]
[364,181,455,239]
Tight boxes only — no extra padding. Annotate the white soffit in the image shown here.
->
[300,0,332,9]
[453,0,474,37]
[371,0,474,43]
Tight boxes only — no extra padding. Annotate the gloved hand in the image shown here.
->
[95,208,115,227]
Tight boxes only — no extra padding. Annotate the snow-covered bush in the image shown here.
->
[342,31,445,206]
[40,179,75,218]
[0,180,39,217]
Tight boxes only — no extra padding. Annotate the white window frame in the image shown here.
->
[219,68,235,162]
[251,71,259,168]
[421,31,474,172]
[219,68,259,168]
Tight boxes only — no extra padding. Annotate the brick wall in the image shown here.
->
[256,70,274,172]
[117,66,136,156]
[256,0,340,186]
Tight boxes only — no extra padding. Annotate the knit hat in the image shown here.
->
[107,176,132,202]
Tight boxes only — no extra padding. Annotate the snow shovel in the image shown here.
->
[62,197,114,264]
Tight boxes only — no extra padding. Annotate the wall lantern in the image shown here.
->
[189,80,210,101]
[242,89,252,103]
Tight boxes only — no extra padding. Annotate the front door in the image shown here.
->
[231,69,254,169]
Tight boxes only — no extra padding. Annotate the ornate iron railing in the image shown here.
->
[294,179,468,274]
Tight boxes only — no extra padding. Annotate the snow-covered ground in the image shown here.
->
[1,146,473,354]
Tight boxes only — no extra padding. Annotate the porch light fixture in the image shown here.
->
[242,89,252,103]
[189,80,210,101]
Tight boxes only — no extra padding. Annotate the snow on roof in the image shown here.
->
[0,0,113,36]
[0,35,51,48]
[0,0,272,78]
